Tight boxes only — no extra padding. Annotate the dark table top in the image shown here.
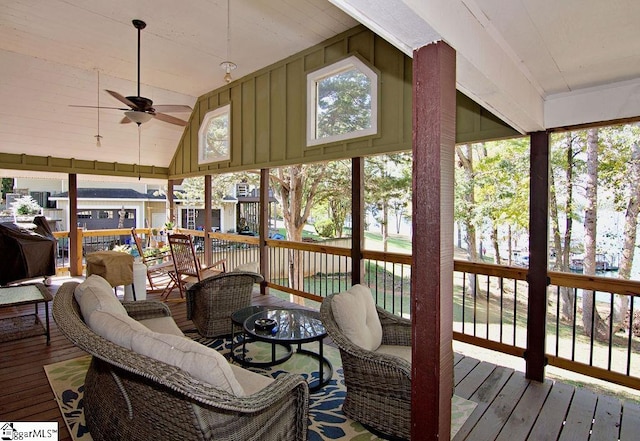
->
[244,308,326,344]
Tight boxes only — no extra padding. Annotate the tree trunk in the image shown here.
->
[614,138,640,329]
[560,133,576,321]
[455,144,478,294]
[491,223,500,264]
[582,128,607,339]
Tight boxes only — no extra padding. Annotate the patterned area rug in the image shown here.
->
[44,336,476,441]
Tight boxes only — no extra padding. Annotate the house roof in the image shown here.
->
[50,188,164,200]
[0,0,638,179]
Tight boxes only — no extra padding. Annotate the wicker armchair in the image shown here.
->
[53,281,309,441]
[187,271,264,337]
[320,292,412,440]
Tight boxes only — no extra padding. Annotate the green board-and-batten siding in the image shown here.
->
[169,25,519,180]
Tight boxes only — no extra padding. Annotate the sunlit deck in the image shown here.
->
[1,276,639,440]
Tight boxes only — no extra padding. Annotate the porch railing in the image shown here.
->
[50,228,640,390]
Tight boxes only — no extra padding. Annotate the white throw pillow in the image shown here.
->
[131,331,245,397]
[89,310,151,349]
[74,275,127,323]
[331,284,383,351]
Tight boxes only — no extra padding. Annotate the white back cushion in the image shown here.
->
[131,332,245,397]
[331,284,382,351]
[74,275,127,326]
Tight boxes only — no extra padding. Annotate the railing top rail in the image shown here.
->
[362,249,412,265]
[454,260,529,281]
[549,270,640,296]
[265,238,352,256]
[210,231,260,244]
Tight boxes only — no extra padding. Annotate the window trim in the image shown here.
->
[306,55,378,147]
[198,103,231,164]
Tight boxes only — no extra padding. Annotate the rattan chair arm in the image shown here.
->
[122,300,171,320]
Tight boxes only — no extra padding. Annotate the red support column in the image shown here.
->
[204,174,212,265]
[351,157,364,285]
[259,169,270,294]
[526,131,550,381]
[68,173,82,276]
[411,41,456,440]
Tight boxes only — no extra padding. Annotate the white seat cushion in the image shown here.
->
[74,275,127,327]
[139,316,185,336]
[331,284,383,351]
[229,364,274,395]
[375,344,412,364]
[130,331,245,396]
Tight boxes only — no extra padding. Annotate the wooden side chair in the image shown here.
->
[168,233,226,299]
[130,228,175,295]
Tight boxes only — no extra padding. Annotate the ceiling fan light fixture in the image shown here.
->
[125,110,153,124]
[220,61,237,83]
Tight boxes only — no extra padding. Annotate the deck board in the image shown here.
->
[494,379,553,441]
[465,371,529,441]
[558,387,598,441]
[620,400,640,441]
[528,381,575,441]
[1,275,638,441]
[590,394,622,441]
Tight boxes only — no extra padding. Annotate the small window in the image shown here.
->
[78,210,92,219]
[97,210,112,219]
[198,104,231,164]
[307,56,378,147]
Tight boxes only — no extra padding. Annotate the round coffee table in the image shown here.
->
[230,306,293,366]
[244,308,333,392]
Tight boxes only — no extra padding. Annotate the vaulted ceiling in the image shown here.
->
[1,0,639,180]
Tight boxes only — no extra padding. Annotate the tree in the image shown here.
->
[455,144,479,262]
[582,128,608,338]
[313,160,352,238]
[549,131,584,321]
[270,164,327,303]
[473,138,529,264]
[598,123,640,329]
[365,154,412,251]
[1,178,13,201]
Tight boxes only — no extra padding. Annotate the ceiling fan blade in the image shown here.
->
[69,104,129,110]
[153,112,188,126]
[119,116,132,124]
[152,104,193,113]
[105,90,138,109]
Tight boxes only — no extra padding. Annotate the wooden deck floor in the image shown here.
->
[1,275,639,440]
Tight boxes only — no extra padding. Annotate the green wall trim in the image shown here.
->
[0,153,169,179]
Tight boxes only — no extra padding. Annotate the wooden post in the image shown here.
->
[68,174,82,276]
[411,41,456,440]
[167,179,175,225]
[526,131,550,382]
[351,157,364,285]
[204,174,212,265]
[259,169,270,294]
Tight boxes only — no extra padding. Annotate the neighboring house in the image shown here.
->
[9,177,275,234]
[49,188,166,231]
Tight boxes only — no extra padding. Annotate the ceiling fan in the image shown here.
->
[70,19,192,127]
